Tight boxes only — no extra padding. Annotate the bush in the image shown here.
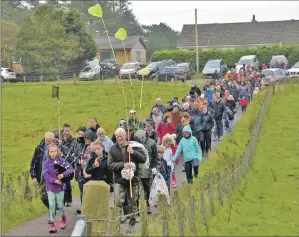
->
[151,45,299,71]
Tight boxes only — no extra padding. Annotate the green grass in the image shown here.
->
[1,80,191,233]
[206,84,299,236]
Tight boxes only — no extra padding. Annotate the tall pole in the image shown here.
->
[195,9,199,74]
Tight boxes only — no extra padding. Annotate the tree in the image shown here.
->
[58,8,98,61]
[142,23,180,59]
[1,19,20,67]
[15,6,81,72]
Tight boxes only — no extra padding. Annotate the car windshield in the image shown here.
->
[262,70,274,76]
[147,62,161,68]
[292,62,299,68]
[82,67,93,72]
[205,60,220,68]
[238,58,253,65]
[6,68,14,72]
[271,56,286,62]
[122,64,135,69]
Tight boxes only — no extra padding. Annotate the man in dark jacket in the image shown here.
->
[85,140,113,191]
[211,94,226,141]
[189,102,203,144]
[60,124,77,207]
[108,127,147,227]
[134,129,161,214]
[200,106,214,156]
[150,98,166,118]
[30,132,58,222]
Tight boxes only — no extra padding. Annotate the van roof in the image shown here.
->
[240,55,256,59]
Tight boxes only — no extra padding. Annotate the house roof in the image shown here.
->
[177,19,299,48]
[95,35,148,51]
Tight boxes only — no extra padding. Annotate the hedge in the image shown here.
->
[151,44,299,71]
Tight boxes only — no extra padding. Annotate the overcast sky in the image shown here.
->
[130,1,299,31]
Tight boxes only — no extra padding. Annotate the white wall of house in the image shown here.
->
[131,40,147,63]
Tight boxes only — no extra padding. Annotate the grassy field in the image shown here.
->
[205,85,299,236]
[1,80,191,233]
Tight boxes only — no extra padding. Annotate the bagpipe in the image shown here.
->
[54,147,83,182]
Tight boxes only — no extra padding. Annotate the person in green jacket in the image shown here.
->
[172,126,202,184]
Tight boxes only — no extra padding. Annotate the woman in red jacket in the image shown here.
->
[157,112,176,144]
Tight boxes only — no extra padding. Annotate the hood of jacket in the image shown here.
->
[183,125,192,135]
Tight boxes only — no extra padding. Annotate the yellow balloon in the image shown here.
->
[138,68,150,76]
[115,28,127,41]
[88,5,103,18]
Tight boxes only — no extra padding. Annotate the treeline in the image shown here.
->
[151,45,299,71]
[1,0,179,71]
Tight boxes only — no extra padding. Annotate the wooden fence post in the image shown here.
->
[40,74,43,82]
[159,194,169,237]
[82,181,110,236]
[22,170,30,199]
[1,173,4,191]
[139,199,148,237]
[73,73,77,84]
[23,75,26,85]
[172,190,184,236]
[108,206,121,236]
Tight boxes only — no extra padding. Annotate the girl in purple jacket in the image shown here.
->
[43,143,73,233]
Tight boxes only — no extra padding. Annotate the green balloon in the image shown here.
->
[88,5,103,18]
[115,28,127,41]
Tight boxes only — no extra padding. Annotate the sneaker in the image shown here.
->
[60,216,67,229]
[194,174,198,179]
[66,202,72,207]
[182,169,185,172]
[76,209,81,214]
[121,216,128,223]
[48,220,52,224]
[147,207,152,215]
[49,221,57,233]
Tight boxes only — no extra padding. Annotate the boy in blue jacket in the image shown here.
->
[172,126,202,184]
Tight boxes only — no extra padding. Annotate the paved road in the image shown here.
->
[4,108,242,236]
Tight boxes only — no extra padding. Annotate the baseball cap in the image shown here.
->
[135,129,146,138]
[130,109,136,114]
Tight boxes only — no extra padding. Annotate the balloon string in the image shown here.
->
[101,17,132,198]
[122,40,135,110]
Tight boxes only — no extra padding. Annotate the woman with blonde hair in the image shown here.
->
[96,128,114,153]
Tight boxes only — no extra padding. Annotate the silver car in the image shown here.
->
[79,65,101,81]
[119,63,139,79]
[261,68,291,85]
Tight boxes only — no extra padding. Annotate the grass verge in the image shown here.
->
[206,84,299,236]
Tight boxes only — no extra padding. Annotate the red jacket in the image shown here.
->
[240,99,248,107]
[157,122,176,141]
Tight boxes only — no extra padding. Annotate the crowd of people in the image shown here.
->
[29,71,260,233]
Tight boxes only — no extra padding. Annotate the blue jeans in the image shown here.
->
[47,191,65,221]
[227,120,233,133]
[215,119,223,138]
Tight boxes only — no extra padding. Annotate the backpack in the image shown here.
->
[227,108,234,120]
[129,141,150,169]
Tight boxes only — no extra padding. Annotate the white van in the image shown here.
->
[235,55,259,72]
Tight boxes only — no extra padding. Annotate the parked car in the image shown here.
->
[151,67,185,82]
[270,55,288,68]
[286,61,299,77]
[119,62,140,79]
[261,68,291,85]
[202,59,227,78]
[137,60,176,79]
[79,64,101,81]
[1,67,17,82]
[235,55,259,72]
[176,62,192,80]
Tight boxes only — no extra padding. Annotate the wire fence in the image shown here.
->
[69,78,299,237]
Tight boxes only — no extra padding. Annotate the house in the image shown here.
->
[95,35,148,64]
[177,15,299,50]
